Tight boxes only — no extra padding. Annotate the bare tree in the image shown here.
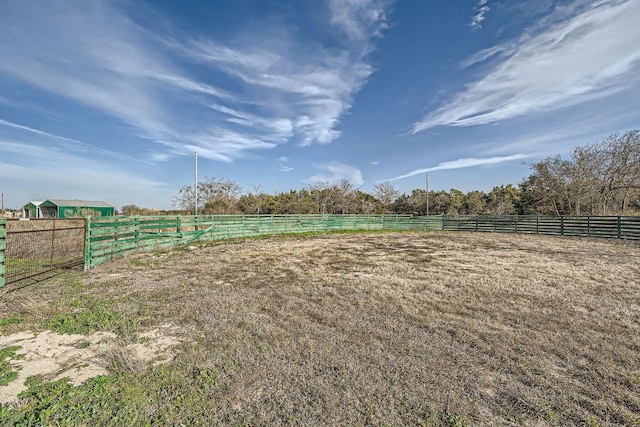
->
[173,176,243,214]
[373,181,399,213]
[573,130,640,214]
[335,179,356,214]
[522,130,640,215]
[121,204,142,216]
[309,182,333,214]
[173,184,197,213]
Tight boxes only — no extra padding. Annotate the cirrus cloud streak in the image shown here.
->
[387,153,535,181]
[413,0,640,133]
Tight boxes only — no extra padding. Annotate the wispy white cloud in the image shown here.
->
[0,0,392,163]
[388,153,535,181]
[0,1,230,161]
[0,118,86,147]
[277,156,294,172]
[0,117,139,161]
[470,0,491,30]
[460,44,509,68]
[0,3,163,134]
[328,0,391,43]
[0,140,170,208]
[413,0,640,132]
[182,41,362,145]
[181,0,391,147]
[171,128,277,163]
[208,103,294,142]
[304,161,364,185]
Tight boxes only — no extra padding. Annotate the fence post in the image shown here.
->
[617,216,622,239]
[0,219,6,288]
[49,219,57,267]
[134,216,140,248]
[560,215,564,236]
[84,216,92,271]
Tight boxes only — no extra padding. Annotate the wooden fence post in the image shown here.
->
[0,219,6,288]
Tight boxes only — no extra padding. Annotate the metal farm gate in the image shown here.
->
[4,218,86,285]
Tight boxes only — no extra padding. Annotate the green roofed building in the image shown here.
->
[23,199,114,218]
[22,201,44,219]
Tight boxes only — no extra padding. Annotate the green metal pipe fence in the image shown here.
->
[84,214,444,269]
[1,214,639,285]
[442,215,640,239]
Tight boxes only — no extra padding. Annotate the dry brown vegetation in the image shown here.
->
[1,231,639,426]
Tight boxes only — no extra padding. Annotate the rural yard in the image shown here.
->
[0,231,639,426]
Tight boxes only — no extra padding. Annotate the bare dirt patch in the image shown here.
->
[1,231,639,426]
[0,325,181,404]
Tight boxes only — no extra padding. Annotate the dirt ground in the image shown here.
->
[1,231,639,425]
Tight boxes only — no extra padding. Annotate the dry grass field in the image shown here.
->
[0,231,639,426]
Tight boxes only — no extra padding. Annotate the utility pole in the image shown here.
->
[194,152,198,216]
[1,192,4,214]
[425,174,429,216]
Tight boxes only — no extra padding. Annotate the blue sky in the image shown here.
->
[1,0,639,210]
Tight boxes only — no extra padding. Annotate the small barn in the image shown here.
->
[23,199,115,218]
[22,201,44,219]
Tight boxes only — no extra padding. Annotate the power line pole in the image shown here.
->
[425,174,429,216]
[194,151,198,216]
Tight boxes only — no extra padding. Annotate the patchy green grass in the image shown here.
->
[0,346,22,386]
[41,303,139,337]
[0,316,23,329]
[0,358,228,426]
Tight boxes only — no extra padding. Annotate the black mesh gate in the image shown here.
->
[5,219,85,284]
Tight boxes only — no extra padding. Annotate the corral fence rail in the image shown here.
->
[85,214,443,269]
[442,215,640,240]
[3,218,86,285]
[2,214,639,287]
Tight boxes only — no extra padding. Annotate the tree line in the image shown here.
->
[122,130,640,216]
